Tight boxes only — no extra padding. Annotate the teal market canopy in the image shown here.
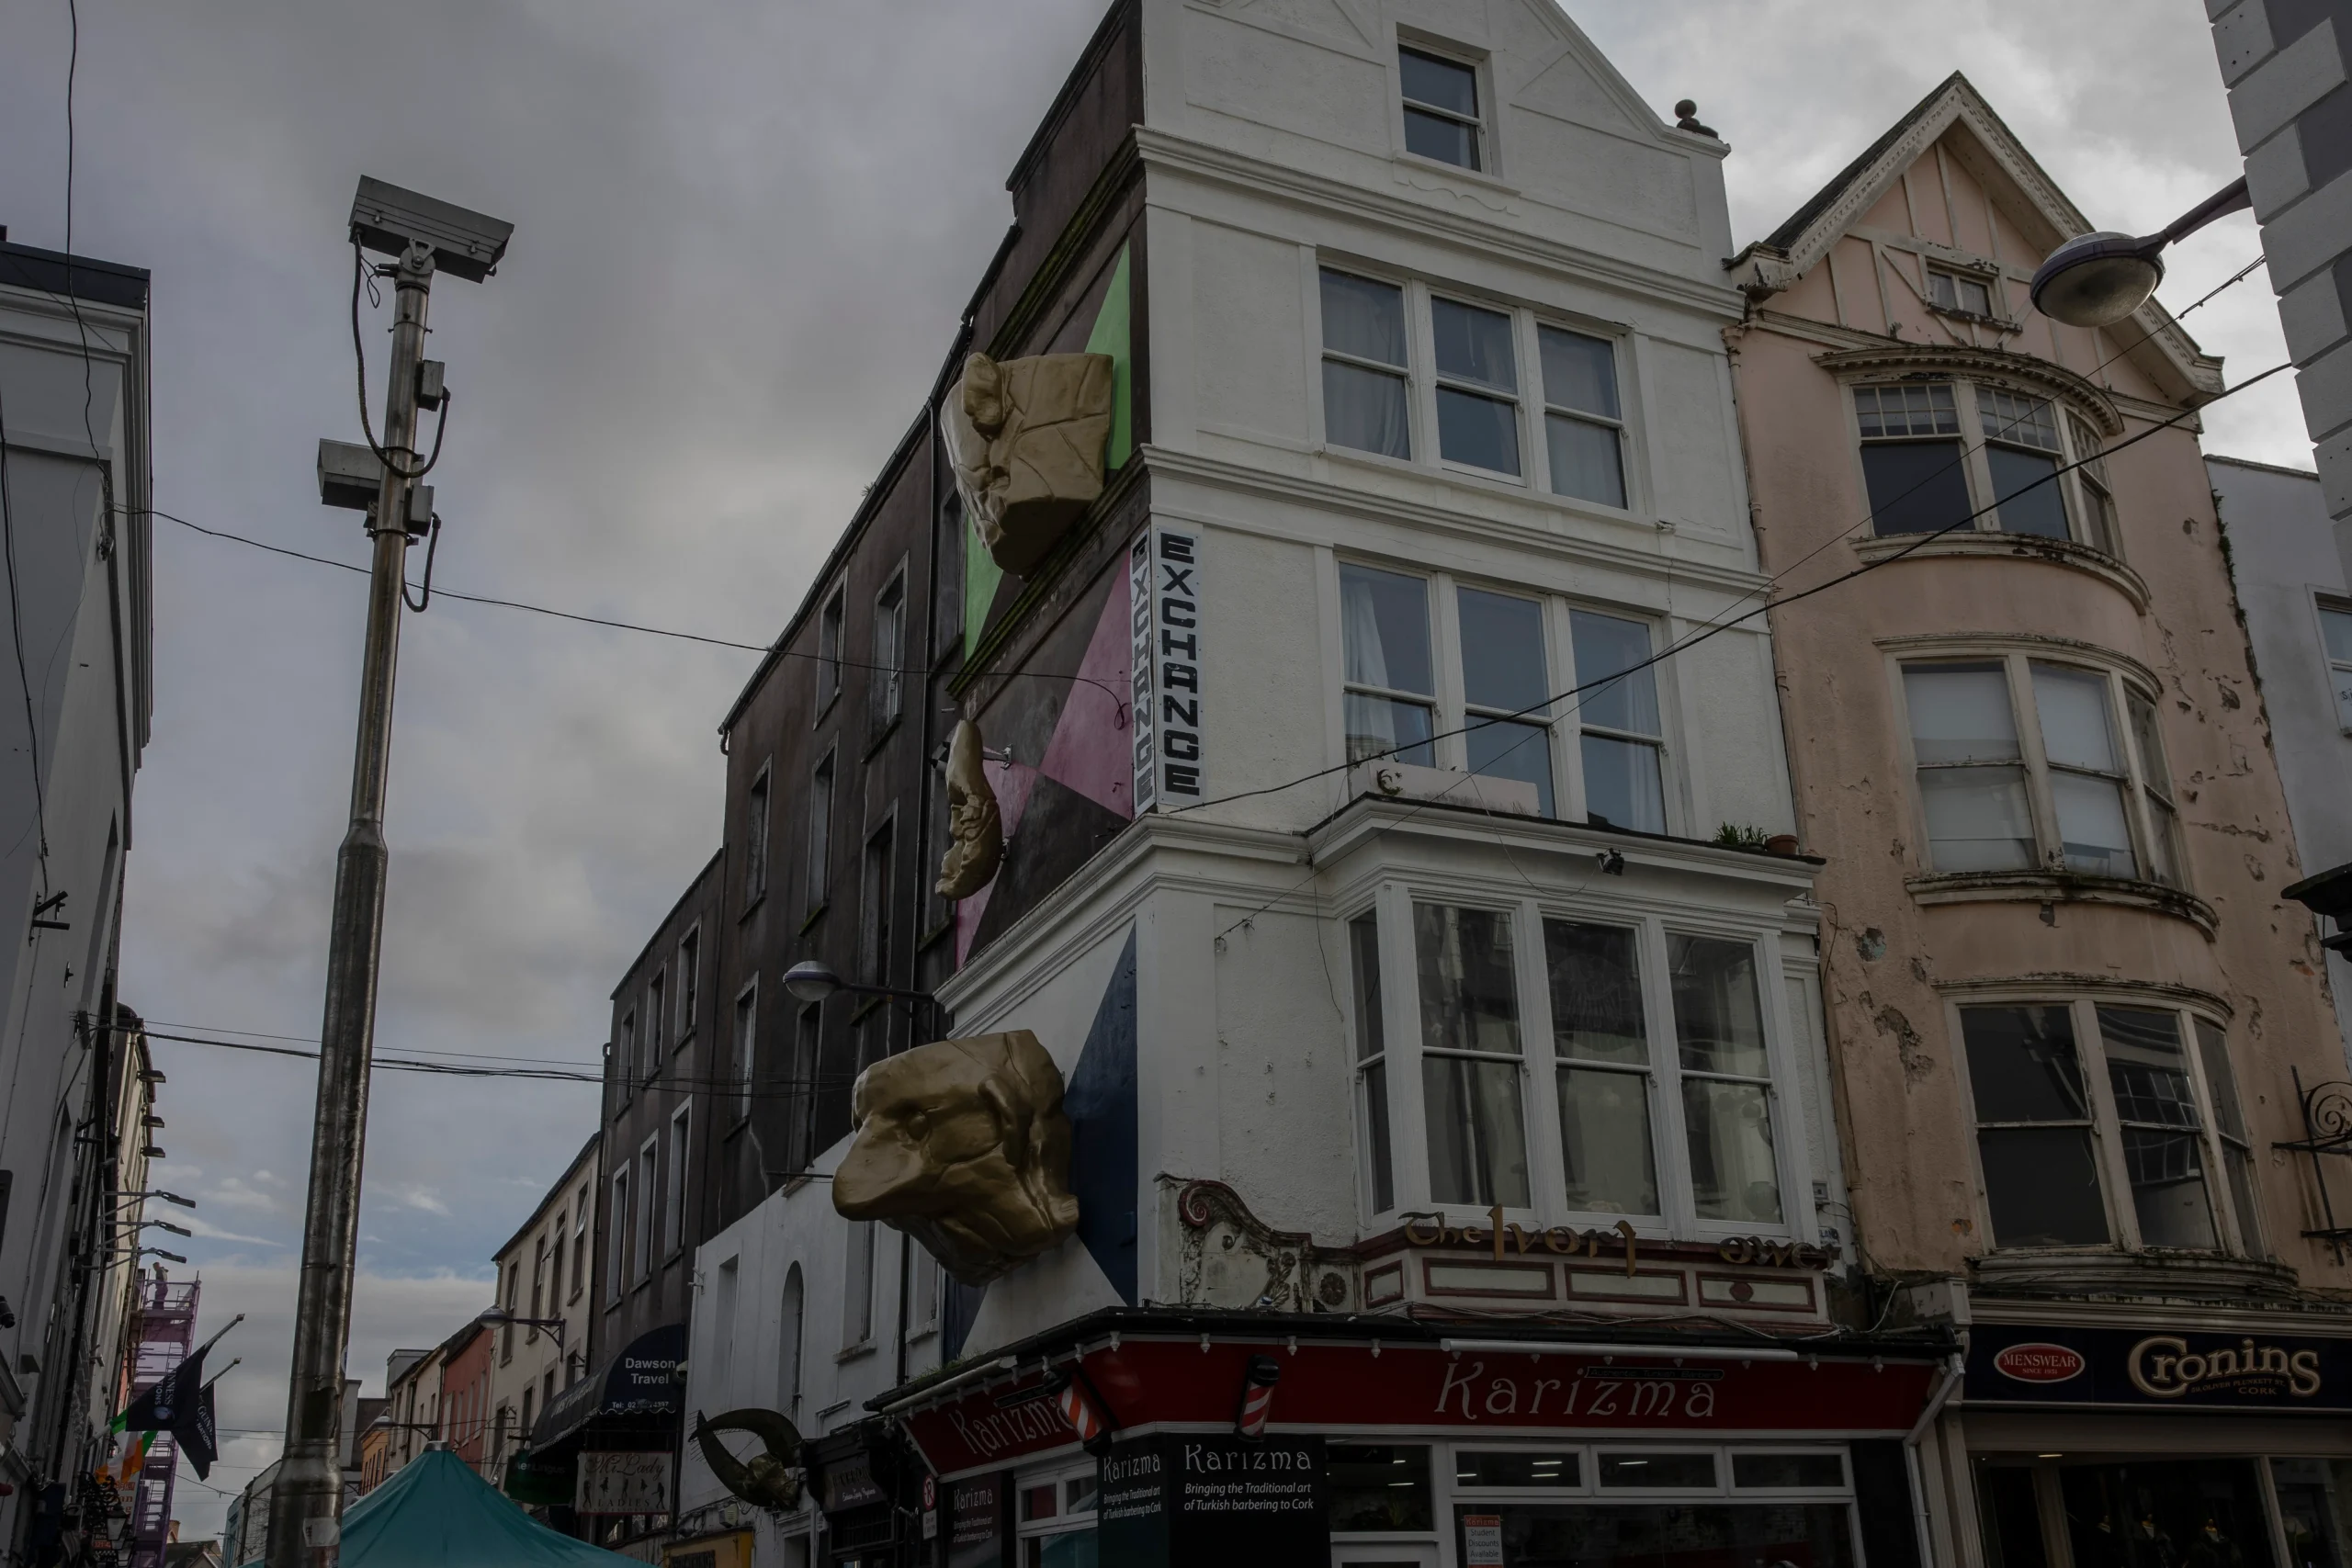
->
[261,1449,640,1568]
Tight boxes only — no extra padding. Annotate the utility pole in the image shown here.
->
[268,180,509,1568]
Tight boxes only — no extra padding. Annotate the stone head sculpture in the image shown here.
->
[944,350,1115,576]
[832,1030,1080,1285]
[933,719,1003,901]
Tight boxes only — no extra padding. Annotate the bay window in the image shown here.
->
[1900,651,2180,886]
[1854,378,2120,552]
[1318,266,1635,510]
[1338,559,1676,831]
[1351,894,1798,1237]
[1958,997,2263,1255]
[2323,601,2352,728]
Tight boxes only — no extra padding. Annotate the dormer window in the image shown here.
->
[1928,267,1996,317]
[1400,46,1483,170]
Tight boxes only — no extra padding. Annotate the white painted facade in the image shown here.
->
[681,5,1841,1561]
[2209,454,2352,1068]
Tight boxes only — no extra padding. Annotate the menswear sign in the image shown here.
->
[1966,1322,2352,1412]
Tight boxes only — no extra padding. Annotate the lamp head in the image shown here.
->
[2030,231,2165,329]
[784,961,842,1005]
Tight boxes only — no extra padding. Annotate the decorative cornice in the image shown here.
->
[1929,972,2233,1020]
[1872,629,2163,696]
[1850,533,2151,614]
[1813,343,2125,435]
[1905,870,2220,937]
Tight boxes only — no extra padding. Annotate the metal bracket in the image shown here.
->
[2273,1067,2352,1262]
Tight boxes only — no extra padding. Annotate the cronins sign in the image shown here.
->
[1965,1322,2352,1412]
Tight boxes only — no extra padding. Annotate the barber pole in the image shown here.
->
[1235,1355,1282,1438]
[1057,1372,1108,1447]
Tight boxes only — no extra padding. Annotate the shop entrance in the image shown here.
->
[1976,1456,2352,1568]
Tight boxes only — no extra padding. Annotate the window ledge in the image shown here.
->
[864,714,900,760]
[835,1342,876,1365]
[1968,1247,2298,1302]
[1849,531,2149,611]
[1392,150,1521,201]
[1905,870,2216,935]
[737,889,766,927]
[798,900,828,936]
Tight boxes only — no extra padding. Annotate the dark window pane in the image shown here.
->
[2097,1006,2199,1128]
[1466,716,1554,815]
[1580,734,1665,832]
[1399,48,1478,116]
[1346,694,1434,766]
[1979,1128,2110,1247]
[1668,933,1770,1077]
[1330,1445,1433,1532]
[1539,325,1621,419]
[1459,1503,1856,1568]
[1960,1006,2092,1122]
[1349,912,1385,1063]
[1570,612,1661,736]
[1324,360,1411,458]
[1404,107,1478,168]
[1683,1077,1781,1224]
[1437,387,1521,474]
[1459,588,1548,711]
[1862,440,1974,535]
[1363,1059,1394,1213]
[2061,1460,2277,1568]
[1544,919,1647,1065]
[1734,1453,1846,1489]
[1423,1055,1530,1207]
[2271,1459,2352,1568]
[1559,1066,1658,1215]
[1457,1451,1581,1487]
[1340,564,1433,694]
[1415,903,1523,1057]
[1990,445,2070,538]
[2120,1129,2219,1248]
[1320,270,1408,364]
[1600,1453,1716,1488]
[1976,1464,2052,1568]
[1856,383,1959,438]
[1548,412,1627,506]
[1433,299,1518,391]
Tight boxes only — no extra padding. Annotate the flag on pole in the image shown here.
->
[113,1344,220,1480]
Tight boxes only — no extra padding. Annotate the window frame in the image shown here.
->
[816,584,845,716]
[1892,646,2181,887]
[633,1135,658,1286]
[1847,376,2120,554]
[644,967,665,1079]
[841,1218,877,1355]
[870,565,906,735]
[605,1168,628,1307]
[1346,881,1809,1244]
[675,925,701,1044]
[743,763,772,908]
[1395,39,1490,175]
[665,1101,692,1260]
[1925,265,1998,320]
[2318,595,2352,734]
[806,747,836,914]
[1313,267,1642,514]
[1950,992,2264,1258]
[1335,557,1681,835]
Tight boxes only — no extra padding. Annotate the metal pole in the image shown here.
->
[267,240,434,1568]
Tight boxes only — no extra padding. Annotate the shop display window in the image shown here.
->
[1456,1450,1580,1488]
[1453,1502,1855,1568]
[1012,1460,1097,1568]
[1331,1444,1436,1532]
[1979,1456,2290,1568]
[2273,1459,2352,1568]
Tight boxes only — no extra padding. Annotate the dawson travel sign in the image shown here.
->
[1965,1322,2352,1412]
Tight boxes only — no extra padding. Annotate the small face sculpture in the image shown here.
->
[832,1031,1080,1284]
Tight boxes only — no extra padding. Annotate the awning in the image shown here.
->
[336,1449,638,1566]
[530,1324,686,1452]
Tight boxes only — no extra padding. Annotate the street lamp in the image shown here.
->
[782,962,947,1040]
[2030,175,2252,328]
[477,1304,566,1352]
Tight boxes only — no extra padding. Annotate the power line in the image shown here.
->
[1174,358,2296,819]
[143,1028,861,1098]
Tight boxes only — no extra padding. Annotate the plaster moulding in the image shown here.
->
[1814,343,2125,436]
[1849,533,2151,614]
[1170,1178,1356,1314]
[1905,871,2220,938]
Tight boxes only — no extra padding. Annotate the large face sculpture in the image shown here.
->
[831,1030,1080,1284]
[933,719,1002,901]
[944,350,1115,577]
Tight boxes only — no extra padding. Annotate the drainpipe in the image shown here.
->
[1905,1353,1965,1568]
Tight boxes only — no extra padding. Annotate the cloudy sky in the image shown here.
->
[0,0,2300,1540]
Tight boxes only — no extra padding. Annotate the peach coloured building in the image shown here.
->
[1727,74,2352,1568]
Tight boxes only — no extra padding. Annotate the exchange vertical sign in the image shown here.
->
[1130,526,1204,814]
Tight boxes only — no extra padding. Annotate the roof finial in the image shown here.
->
[1674,99,1718,138]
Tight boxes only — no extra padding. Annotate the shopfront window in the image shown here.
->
[1332,1444,1435,1532]
[2062,1460,2276,1568]
[1016,1461,1099,1567]
[2273,1459,2352,1568]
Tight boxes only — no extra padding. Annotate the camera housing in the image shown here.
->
[317,439,434,533]
[348,177,513,283]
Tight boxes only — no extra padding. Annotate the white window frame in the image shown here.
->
[1347,881,1811,1245]
[871,565,906,731]
[841,1218,876,1354]
[633,1136,658,1285]
[1924,264,1998,320]
[2318,596,2352,734]
[676,925,701,1042]
[1949,992,2264,1258]
[1336,558,1682,835]
[1890,645,2182,886]
[1394,37,1491,175]
[1313,266,1641,514]
[1013,1456,1102,1562]
[1847,376,2119,554]
[665,1101,692,1259]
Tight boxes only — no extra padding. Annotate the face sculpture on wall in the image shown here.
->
[933,719,1003,901]
[831,1030,1081,1285]
[944,349,1115,576]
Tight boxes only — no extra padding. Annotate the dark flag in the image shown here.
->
[114,1346,220,1480]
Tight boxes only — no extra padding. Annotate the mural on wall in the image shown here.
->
[831,1030,1080,1285]
[943,930,1138,1359]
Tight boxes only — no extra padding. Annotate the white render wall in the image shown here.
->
[2209,456,2352,1069]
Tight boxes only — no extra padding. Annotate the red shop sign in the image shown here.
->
[1991,1343,2086,1384]
[902,1339,1938,1477]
